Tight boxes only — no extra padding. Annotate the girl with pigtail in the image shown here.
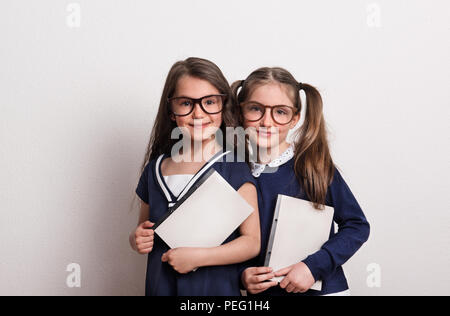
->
[232,67,370,296]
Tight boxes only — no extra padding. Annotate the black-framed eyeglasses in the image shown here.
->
[168,94,227,116]
[240,101,299,125]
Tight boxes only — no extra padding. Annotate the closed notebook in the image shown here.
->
[154,169,254,249]
[264,194,334,291]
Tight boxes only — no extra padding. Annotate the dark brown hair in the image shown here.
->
[138,57,235,179]
[232,67,335,210]
[130,58,236,211]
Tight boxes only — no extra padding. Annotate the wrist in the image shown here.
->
[194,248,209,268]
[300,260,316,282]
[301,257,320,282]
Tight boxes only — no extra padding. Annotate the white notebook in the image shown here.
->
[154,170,254,249]
[264,194,334,291]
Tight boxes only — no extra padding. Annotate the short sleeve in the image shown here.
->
[227,162,257,191]
[135,163,151,204]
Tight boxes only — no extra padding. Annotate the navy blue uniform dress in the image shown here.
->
[245,153,370,296]
[135,151,256,296]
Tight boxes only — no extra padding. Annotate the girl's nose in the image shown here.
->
[260,109,274,127]
[192,102,205,119]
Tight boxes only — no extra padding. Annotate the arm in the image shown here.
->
[275,168,371,292]
[137,201,150,225]
[162,182,261,273]
[301,169,370,282]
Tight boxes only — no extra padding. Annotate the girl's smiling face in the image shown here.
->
[171,75,223,142]
[243,82,300,150]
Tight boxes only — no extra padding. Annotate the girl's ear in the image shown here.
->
[170,113,176,121]
[290,113,300,129]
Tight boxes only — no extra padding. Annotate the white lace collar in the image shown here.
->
[250,144,295,178]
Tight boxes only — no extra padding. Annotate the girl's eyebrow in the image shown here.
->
[246,101,294,108]
[171,94,221,99]
[170,95,192,99]
[245,100,265,105]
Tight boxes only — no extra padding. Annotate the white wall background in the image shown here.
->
[1,0,449,296]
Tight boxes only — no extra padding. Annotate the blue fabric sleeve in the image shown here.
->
[135,162,151,204]
[302,168,370,281]
[228,162,257,191]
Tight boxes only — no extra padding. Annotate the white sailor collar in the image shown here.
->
[250,144,295,178]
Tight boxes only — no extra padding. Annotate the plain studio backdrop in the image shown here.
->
[0,0,449,296]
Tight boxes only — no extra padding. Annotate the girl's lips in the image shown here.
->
[257,129,275,137]
[189,122,211,128]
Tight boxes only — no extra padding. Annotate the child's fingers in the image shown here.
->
[136,233,154,241]
[286,284,295,293]
[136,221,154,235]
[279,276,290,289]
[250,272,275,284]
[142,229,154,237]
[250,267,273,275]
[142,221,155,229]
[161,250,172,262]
[274,265,292,277]
[135,236,153,245]
[137,241,154,250]
[136,229,154,239]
